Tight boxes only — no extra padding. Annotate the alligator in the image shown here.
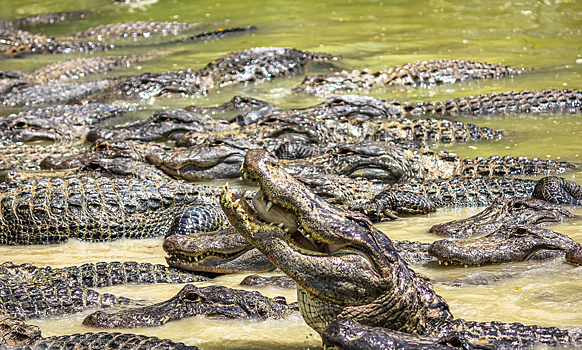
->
[294,59,526,95]
[0,281,137,320]
[0,144,84,172]
[1,20,253,56]
[163,227,276,274]
[322,319,532,350]
[410,88,582,117]
[1,157,172,183]
[24,55,158,85]
[40,139,168,171]
[428,223,580,266]
[86,107,231,142]
[164,226,436,274]
[0,176,233,245]
[0,311,199,350]
[220,149,582,347]
[116,47,335,99]
[0,261,205,288]
[0,103,132,143]
[82,284,297,328]
[0,79,117,108]
[429,198,572,239]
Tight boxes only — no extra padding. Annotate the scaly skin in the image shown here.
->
[220,149,582,347]
[0,261,205,288]
[411,89,582,117]
[82,284,297,328]
[0,176,229,245]
[533,176,582,205]
[294,59,525,95]
[428,223,581,266]
[429,198,572,239]
[0,79,117,108]
[0,282,136,320]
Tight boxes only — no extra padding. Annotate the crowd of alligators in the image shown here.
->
[1,3,582,350]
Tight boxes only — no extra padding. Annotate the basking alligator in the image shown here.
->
[0,176,233,245]
[220,149,582,347]
[428,223,581,266]
[117,47,335,99]
[82,284,297,328]
[0,311,199,350]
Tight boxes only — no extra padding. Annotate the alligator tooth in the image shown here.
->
[363,209,368,214]
[233,198,241,206]
[239,177,243,181]
[444,261,448,266]
[265,201,273,212]
[194,256,199,262]
[270,222,275,226]
[438,261,441,265]
[464,264,468,268]
[277,223,284,228]
[284,228,289,232]
[225,182,230,190]
[188,256,192,261]
[240,164,244,172]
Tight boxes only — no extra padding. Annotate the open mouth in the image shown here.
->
[224,181,347,256]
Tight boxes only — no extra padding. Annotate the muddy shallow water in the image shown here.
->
[1,0,582,349]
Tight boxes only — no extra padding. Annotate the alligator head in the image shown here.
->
[86,109,229,142]
[163,227,275,273]
[428,223,581,266]
[147,135,248,181]
[0,115,85,143]
[429,198,572,239]
[82,284,292,328]
[220,149,452,335]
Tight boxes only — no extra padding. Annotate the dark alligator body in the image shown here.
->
[220,149,582,348]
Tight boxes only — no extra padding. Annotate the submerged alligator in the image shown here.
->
[82,284,297,328]
[220,149,582,348]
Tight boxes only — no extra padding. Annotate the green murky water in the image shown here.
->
[1,0,582,348]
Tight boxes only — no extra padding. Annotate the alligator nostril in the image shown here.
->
[95,141,110,151]
[87,162,101,171]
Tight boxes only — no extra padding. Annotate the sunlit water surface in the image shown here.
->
[1,0,582,348]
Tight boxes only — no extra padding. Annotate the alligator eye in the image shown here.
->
[157,114,169,122]
[184,292,201,302]
[95,141,110,151]
[210,139,226,146]
[12,121,28,129]
[87,161,101,171]
[443,337,464,348]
